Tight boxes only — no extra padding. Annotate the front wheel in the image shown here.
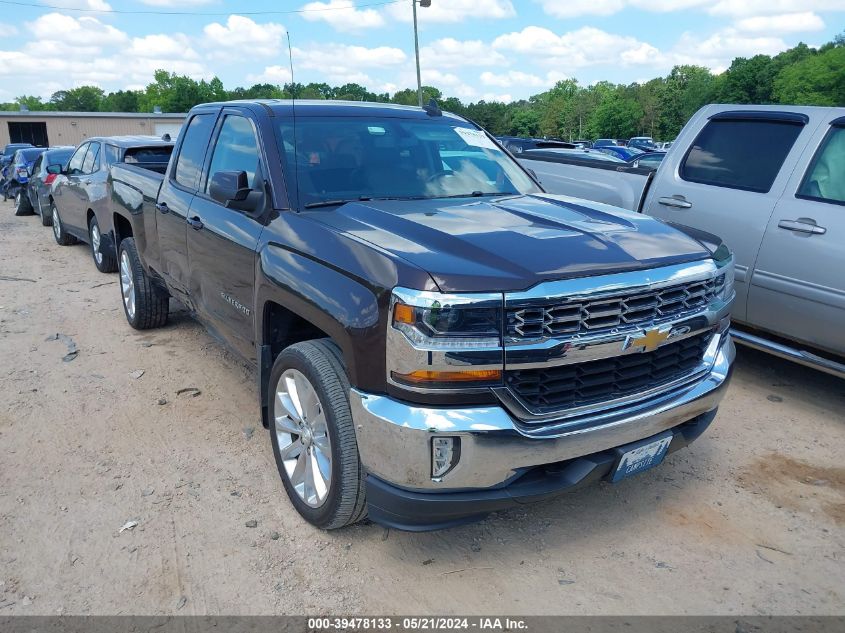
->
[51,203,77,246]
[118,237,169,330]
[89,215,117,273]
[13,190,32,216]
[269,339,366,529]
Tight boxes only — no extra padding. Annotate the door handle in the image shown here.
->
[657,196,692,209]
[778,219,826,235]
[187,216,204,230]
[155,202,169,214]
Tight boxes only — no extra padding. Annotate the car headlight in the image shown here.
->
[712,245,735,303]
[388,288,503,389]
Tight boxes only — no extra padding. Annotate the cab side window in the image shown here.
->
[67,143,88,176]
[797,126,845,205]
[82,142,100,174]
[174,113,216,190]
[205,115,262,194]
[681,118,803,193]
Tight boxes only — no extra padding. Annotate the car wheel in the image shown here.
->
[118,237,169,330]
[89,216,117,273]
[269,339,367,530]
[13,190,32,216]
[38,198,52,227]
[51,203,77,246]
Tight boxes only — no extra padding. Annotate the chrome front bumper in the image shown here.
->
[351,334,734,491]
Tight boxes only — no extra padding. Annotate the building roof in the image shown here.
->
[0,110,186,118]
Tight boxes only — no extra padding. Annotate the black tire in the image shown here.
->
[51,202,77,246]
[118,237,169,330]
[269,339,367,529]
[38,198,52,226]
[13,189,32,216]
[89,215,117,273]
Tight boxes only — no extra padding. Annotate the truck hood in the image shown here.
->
[311,193,711,292]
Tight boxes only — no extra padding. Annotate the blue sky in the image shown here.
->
[0,0,843,104]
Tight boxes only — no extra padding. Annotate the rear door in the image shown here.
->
[747,113,845,356]
[155,112,218,297]
[56,142,89,234]
[186,108,267,359]
[644,109,815,323]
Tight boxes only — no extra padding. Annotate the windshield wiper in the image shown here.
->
[438,191,519,199]
[303,196,372,209]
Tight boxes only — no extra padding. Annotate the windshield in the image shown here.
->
[276,115,540,208]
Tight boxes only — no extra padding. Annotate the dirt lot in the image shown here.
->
[1,198,843,616]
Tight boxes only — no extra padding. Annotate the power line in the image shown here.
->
[0,0,403,17]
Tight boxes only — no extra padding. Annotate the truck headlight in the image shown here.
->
[713,247,735,303]
[388,288,503,389]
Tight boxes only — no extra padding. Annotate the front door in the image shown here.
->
[155,112,218,297]
[56,142,89,234]
[747,117,845,356]
[186,110,266,359]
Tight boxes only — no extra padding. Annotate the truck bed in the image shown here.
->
[518,152,652,211]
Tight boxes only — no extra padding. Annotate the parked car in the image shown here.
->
[593,138,616,148]
[628,151,667,170]
[657,141,674,150]
[496,136,575,153]
[16,146,74,223]
[599,145,644,161]
[628,136,657,151]
[572,139,593,148]
[4,147,47,204]
[524,147,625,162]
[1,143,35,196]
[520,105,845,378]
[49,135,173,272]
[105,99,734,531]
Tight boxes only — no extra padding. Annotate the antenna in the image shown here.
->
[286,30,301,212]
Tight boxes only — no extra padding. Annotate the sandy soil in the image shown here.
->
[1,199,843,616]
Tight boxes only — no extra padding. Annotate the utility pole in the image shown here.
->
[413,0,431,107]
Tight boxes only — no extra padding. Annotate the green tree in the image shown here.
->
[590,92,643,139]
[50,86,105,111]
[773,45,845,105]
[102,90,141,112]
[390,86,442,106]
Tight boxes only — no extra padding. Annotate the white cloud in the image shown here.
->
[669,28,790,72]
[127,34,199,60]
[493,26,660,70]
[27,13,128,49]
[203,16,287,58]
[300,0,385,32]
[480,70,567,89]
[481,92,513,103]
[246,65,293,85]
[293,43,406,86]
[420,38,507,69]
[735,12,826,33]
[386,0,515,23]
[708,0,845,17]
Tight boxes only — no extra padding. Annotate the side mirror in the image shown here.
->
[46,164,62,175]
[209,170,261,212]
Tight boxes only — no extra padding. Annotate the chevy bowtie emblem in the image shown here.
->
[624,327,671,353]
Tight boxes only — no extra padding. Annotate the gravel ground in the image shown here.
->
[0,199,843,616]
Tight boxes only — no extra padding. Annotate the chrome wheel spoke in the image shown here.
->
[274,368,333,508]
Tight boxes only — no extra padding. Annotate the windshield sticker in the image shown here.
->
[453,127,497,150]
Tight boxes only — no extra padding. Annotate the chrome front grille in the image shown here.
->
[507,276,720,341]
[506,331,712,414]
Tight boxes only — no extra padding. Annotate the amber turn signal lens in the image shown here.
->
[393,302,415,325]
[392,369,502,384]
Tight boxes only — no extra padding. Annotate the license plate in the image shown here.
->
[610,433,673,483]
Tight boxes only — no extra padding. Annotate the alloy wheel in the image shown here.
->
[52,207,61,240]
[91,223,103,265]
[120,250,136,319]
[274,368,333,508]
